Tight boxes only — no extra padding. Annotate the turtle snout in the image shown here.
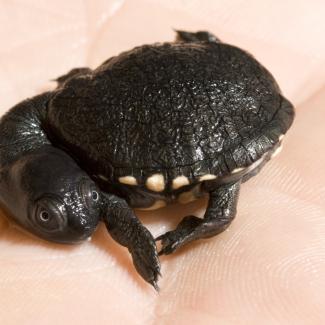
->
[65,213,99,243]
[58,178,102,243]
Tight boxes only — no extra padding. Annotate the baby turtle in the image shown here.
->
[0,30,294,289]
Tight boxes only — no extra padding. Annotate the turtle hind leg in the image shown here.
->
[174,29,221,43]
[156,181,240,255]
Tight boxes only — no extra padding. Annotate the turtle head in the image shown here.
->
[0,147,101,243]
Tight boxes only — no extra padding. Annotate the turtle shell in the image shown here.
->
[48,41,294,184]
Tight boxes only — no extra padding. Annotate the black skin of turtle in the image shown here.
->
[0,30,294,290]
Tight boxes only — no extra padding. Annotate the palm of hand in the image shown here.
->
[0,1,324,324]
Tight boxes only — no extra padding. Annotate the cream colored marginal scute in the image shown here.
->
[231,167,245,174]
[146,173,165,192]
[118,175,138,186]
[172,175,190,190]
[198,174,217,182]
[271,144,283,159]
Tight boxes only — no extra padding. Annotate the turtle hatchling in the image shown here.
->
[0,30,294,289]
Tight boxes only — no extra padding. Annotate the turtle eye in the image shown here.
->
[91,190,99,202]
[39,210,50,222]
[79,179,100,207]
[32,197,67,232]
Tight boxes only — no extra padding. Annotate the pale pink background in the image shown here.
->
[0,1,325,324]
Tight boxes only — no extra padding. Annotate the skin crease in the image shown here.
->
[0,0,325,324]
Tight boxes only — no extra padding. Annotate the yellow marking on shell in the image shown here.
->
[172,175,190,190]
[137,200,167,211]
[118,176,138,186]
[271,144,283,159]
[232,167,245,174]
[146,174,165,192]
[178,191,197,204]
[279,134,285,141]
[199,174,217,182]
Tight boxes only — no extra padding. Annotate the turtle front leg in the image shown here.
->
[102,193,161,290]
[175,30,221,43]
[55,67,92,87]
[156,181,240,255]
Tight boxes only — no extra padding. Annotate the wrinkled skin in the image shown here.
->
[0,1,325,324]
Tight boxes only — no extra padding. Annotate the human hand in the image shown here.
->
[0,1,324,324]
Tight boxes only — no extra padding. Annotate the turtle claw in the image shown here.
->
[130,231,161,287]
[149,279,160,292]
[156,230,184,255]
[156,215,202,255]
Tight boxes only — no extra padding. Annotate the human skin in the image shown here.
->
[0,1,325,324]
